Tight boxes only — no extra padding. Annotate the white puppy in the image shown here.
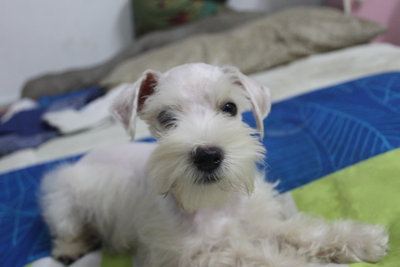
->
[40,63,388,266]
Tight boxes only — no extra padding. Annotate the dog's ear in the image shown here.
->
[112,70,160,139]
[223,66,271,138]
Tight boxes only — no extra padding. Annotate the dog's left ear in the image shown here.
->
[112,70,160,139]
[223,66,271,138]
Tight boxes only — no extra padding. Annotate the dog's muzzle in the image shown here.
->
[191,146,224,183]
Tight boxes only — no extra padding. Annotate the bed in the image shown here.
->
[1,6,399,267]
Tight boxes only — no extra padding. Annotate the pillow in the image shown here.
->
[101,7,386,87]
[133,0,229,37]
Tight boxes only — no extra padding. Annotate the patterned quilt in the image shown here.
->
[1,72,399,267]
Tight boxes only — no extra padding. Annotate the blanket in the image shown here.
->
[1,72,399,267]
[0,87,104,156]
[261,72,400,192]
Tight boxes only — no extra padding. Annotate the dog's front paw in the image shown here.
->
[342,223,389,263]
[52,248,84,265]
[52,239,93,265]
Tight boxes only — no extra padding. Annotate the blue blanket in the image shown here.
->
[261,72,400,191]
[1,72,400,267]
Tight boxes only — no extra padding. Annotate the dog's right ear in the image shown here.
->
[222,66,271,138]
[112,70,160,139]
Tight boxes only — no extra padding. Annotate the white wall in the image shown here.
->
[0,0,133,105]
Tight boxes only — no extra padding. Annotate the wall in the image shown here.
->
[352,0,400,45]
[325,0,400,46]
[0,0,133,105]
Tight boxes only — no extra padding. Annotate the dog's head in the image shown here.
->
[112,63,271,211]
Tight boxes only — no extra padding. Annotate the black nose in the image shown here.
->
[192,146,224,173]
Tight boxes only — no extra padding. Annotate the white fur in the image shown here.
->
[40,63,388,266]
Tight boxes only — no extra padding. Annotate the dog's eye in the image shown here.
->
[221,102,237,116]
[157,110,177,129]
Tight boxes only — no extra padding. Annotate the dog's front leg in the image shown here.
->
[273,214,388,264]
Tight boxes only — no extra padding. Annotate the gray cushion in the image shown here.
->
[101,7,386,87]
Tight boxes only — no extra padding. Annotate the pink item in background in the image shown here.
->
[326,0,400,46]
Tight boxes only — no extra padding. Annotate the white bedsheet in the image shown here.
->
[252,43,400,102]
[2,43,400,175]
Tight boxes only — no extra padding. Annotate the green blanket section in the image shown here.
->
[101,253,132,267]
[293,148,400,267]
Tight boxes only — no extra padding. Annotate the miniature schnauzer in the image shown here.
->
[40,63,388,266]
